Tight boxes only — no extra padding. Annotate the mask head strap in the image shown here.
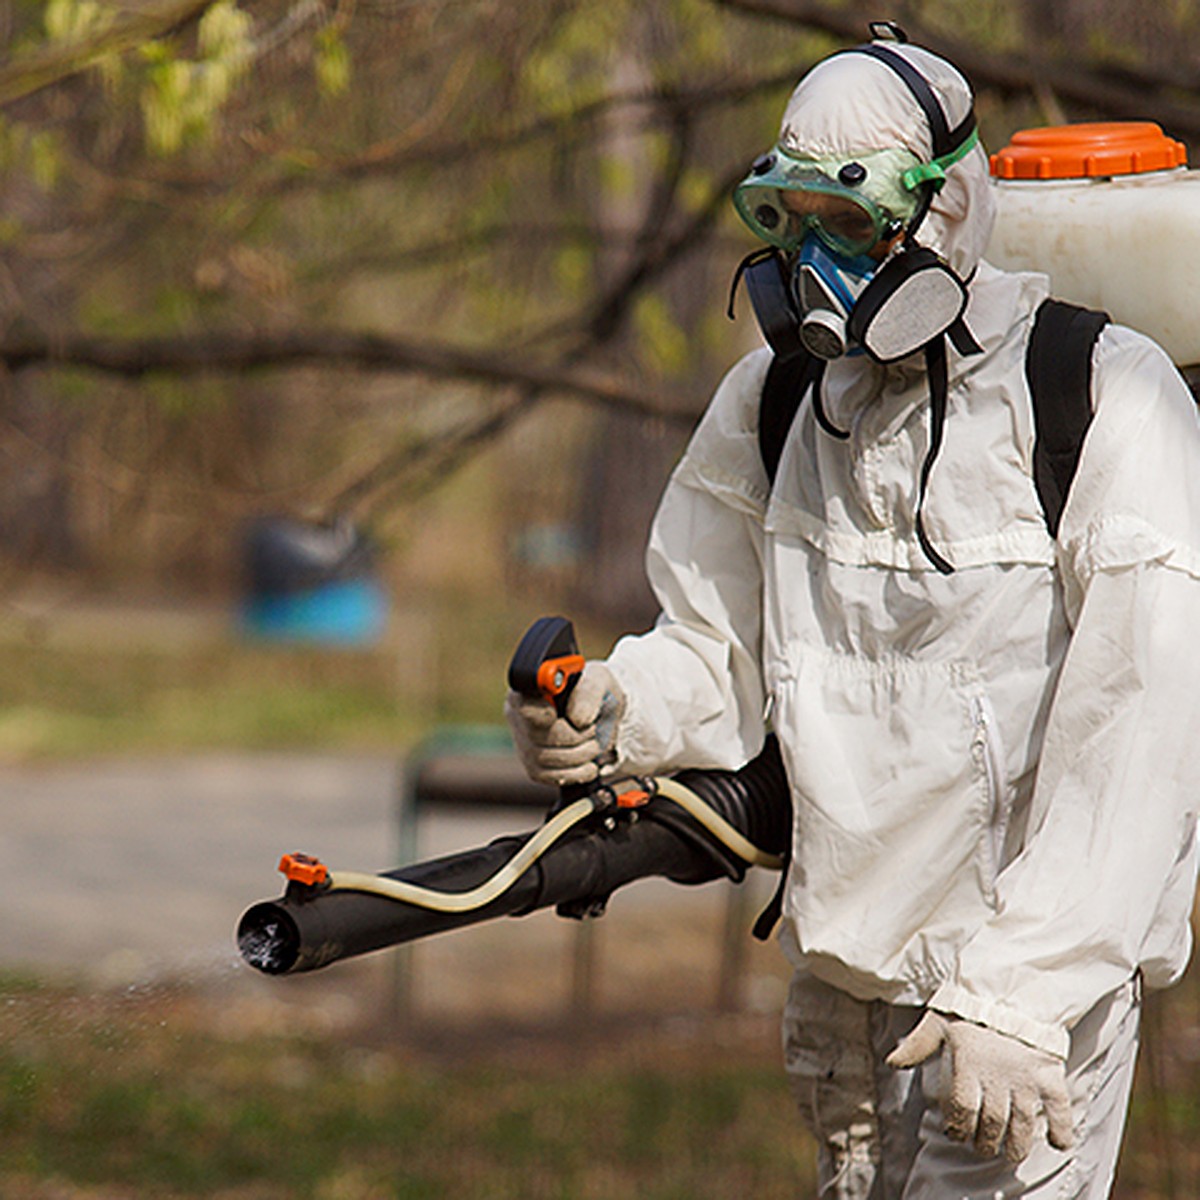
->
[850,42,976,165]
[839,36,978,240]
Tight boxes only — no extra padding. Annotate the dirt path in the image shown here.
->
[1,752,501,979]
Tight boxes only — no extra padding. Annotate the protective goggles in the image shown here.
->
[732,136,977,257]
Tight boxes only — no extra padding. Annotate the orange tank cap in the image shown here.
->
[990,121,1187,180]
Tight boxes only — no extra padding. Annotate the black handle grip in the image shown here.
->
[508,615,583,718]
[508,615,594,806]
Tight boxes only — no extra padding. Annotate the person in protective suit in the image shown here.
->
[507,27,1200,1199]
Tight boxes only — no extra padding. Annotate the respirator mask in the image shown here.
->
[730,37,980,366]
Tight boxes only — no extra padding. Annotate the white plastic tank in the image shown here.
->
[986,122,1200,367]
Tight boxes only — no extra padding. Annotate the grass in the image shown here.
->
[0,639,420,759]
[2,965,1199,1199]
[0,976,814,1200]
[1118,978,1200,1199]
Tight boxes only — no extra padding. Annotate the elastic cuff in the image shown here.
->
[927,982,1070,1060]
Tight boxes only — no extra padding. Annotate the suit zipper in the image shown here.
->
[971,694,1009,888]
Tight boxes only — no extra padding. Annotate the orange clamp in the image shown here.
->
[616,788,651,809]
[279,852,329,887]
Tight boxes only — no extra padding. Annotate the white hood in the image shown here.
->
[778,40,996,281]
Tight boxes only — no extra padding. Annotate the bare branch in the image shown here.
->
[331,391,540,515]
[124,65,800,197]
[581,156,750,345]
[0,328,700,425]
[714,0,1200,137]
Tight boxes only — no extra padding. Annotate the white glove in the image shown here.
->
[505,662,626,787]
[886,1011,1074,1163]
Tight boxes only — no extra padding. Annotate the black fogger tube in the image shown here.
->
[239,809,718,976]
[236,736,790,976]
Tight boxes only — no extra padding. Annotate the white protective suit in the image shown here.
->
[599,41,1200,1197]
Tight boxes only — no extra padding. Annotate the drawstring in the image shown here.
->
[732,242,975,555]
[915,336,954,575]
[807,361,843,439]
[807,330,962,573]
[948,315,982,357]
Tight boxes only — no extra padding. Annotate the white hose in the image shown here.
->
[326,797,597,912]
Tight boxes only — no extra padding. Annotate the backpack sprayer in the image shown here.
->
[236,617,791,977]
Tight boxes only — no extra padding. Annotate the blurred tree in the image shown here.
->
[0,0,1197,623]
[0,0,802,605]
[1020,0,1200,75]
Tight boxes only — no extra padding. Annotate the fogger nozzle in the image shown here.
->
[238,905,303,974]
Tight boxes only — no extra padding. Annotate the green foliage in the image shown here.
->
[917,0,1025,53]
[315,25,352,99]
[139,1,253,155]
[661,0,740,75]
[597,149,639,201]
[143,370,225,418]
[519,0,635,111]
[633,292,689,377]
[44,0,116,45]
[675,164,717,217]
[27,130,62,189]
[553,243,595,299]
[0,115,63,192]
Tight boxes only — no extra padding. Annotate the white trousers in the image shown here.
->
[781,970,1141,1200]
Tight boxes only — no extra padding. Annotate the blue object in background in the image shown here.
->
[240,578,389,645]
[239,516,389,645]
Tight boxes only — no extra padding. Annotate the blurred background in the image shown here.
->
[1,1,1199,1197]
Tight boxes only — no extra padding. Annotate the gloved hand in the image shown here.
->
[505,662,626,787]
[886,1011,1074,1164]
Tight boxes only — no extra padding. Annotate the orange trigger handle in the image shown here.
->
[536,654,586,705]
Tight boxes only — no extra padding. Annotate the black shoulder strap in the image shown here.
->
[758,352,827,485]
[1025,299,1111,537]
